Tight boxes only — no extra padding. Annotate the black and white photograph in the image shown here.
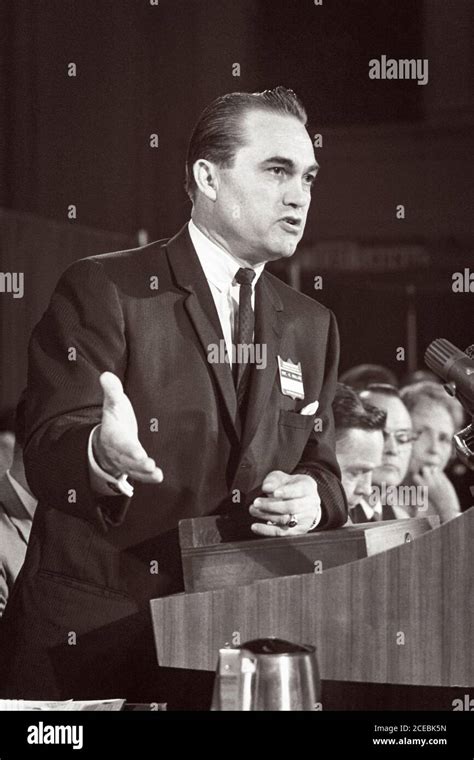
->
[0,0,472,753]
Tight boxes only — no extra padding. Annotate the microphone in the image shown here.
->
[465,345,474,361]
[425,339,474,469]
[453,424,474,471]
[424,339,474,414]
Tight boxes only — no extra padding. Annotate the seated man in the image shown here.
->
[332,384,385,522]
[358,384,418,520]
[399,381,462,522]
[0,397,38,616]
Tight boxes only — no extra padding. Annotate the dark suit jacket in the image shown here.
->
[0,475,33,616]
[1,224,346,700]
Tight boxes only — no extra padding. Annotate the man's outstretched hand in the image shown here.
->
[92,371,163,484]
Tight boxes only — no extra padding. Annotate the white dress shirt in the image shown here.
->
[89,219,265,496]
[347,496,413,524]
[188,219,264,364]
[346,496,383,525]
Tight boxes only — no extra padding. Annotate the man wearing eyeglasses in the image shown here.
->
[356,384,417,521]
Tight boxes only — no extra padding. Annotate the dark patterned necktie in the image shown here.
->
[234,267,256,409]
[351,503,381,523]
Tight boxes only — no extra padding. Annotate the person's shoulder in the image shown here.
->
[263,270,332,319]
[55,236,173,289]
[83,236,170,271]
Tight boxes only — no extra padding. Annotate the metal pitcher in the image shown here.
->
[211,637,320,711]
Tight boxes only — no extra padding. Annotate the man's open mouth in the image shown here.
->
[279,217,302,231]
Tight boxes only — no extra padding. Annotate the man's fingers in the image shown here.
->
[250,522,291,537]
[105,441,162,474]
[112,446,151,467]
[100,371,125,409]
[97,373,164,485]
[249,496,305,517]
[115,452,158,473]
[261,470,291,493]
[127,467,163,483]
[270,481,307,500]
[250,522,306,537]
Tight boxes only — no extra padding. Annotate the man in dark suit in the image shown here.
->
[0,87,346,703]
[332,384,385,524]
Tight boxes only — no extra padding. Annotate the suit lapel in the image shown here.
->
[238,273,283,454]
[165,225,241,440]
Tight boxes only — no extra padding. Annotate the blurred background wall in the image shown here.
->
[1,0,473,414]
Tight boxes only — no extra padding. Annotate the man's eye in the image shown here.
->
[304,174,316,185]
[269,167,286,176]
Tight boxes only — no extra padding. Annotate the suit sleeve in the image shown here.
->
[293,309,347,529]
[23,258,132,531]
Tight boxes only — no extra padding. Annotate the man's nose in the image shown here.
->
[282,179,309,208]
[355,472,372,498]
[384,436,399,455]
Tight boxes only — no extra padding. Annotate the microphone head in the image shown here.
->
[424,338,466,376]
[465,345,474,361]
[454,423,474,471]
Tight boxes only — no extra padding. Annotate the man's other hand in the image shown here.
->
[249,470,321,536]
[92,371,163,484]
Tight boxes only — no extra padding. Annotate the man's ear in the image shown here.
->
[193,159,218,201]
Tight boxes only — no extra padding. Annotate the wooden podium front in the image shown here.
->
[150,509,473,688]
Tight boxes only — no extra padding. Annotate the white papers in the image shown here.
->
[0,698,125,711]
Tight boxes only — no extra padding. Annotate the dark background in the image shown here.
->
[1,0,473,412]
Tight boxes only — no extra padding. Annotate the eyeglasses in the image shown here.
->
[382,430,418,446]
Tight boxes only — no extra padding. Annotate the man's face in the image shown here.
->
[364,393,414,487]
[336,428,384,509]
[408,399,454,475]
[211,110,318,265]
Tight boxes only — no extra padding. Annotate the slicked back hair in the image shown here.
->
[333,383,386,441]
[185,86,308,200]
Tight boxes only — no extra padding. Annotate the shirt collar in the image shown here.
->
[188,219,265,293]
[352,496,382,521]
[6,470,38,519]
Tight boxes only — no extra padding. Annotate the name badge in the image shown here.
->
[278,356,305,400]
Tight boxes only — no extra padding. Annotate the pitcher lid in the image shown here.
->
[240,638,315,655]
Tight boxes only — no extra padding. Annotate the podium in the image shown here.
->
[150,510,473,688]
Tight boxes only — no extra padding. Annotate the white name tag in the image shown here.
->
[278,356,305,400]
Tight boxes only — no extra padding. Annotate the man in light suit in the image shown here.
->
[0,87,346,703]
[0,399,38,616]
